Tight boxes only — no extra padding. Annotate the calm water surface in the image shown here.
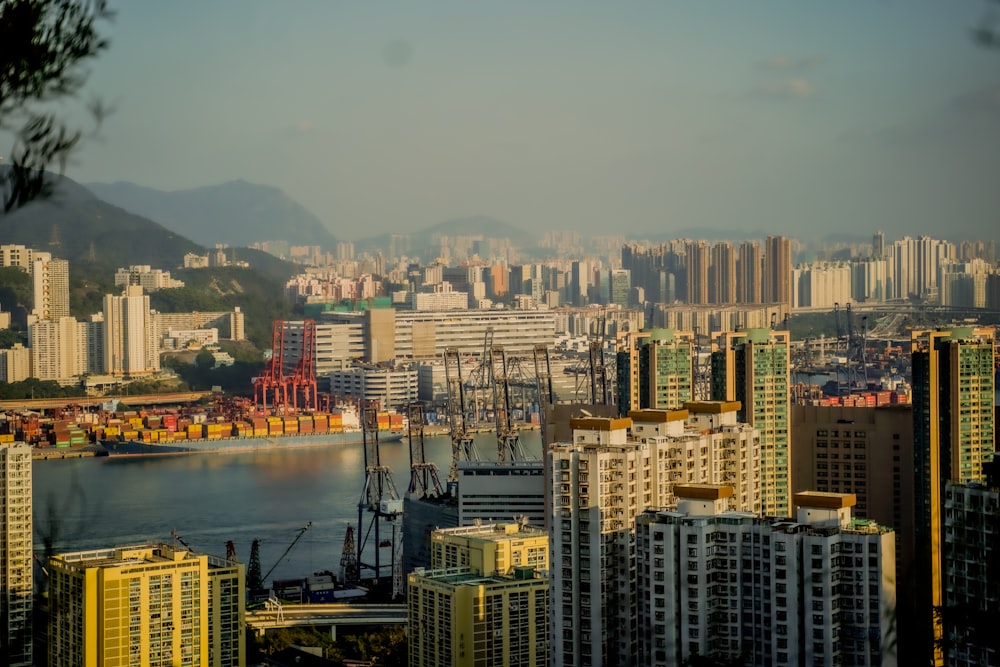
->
[32,431,541,585]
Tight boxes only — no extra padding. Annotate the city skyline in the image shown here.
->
[16,2,997,243]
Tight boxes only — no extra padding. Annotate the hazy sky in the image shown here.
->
[60,2,1000,242]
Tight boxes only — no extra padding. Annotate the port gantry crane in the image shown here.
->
[588,310,611,406]
[253,320,288,411]
[489,345,528,463]
[533,344,554,447]
[464,327,494,430]
[357,404,404,599]
[406,403,444,499]
[444,347,480,485]
[833,303,870,395]
[287,319,318,413]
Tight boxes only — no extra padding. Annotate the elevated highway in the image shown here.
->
[246,602,406,639]
[0,391,212,412]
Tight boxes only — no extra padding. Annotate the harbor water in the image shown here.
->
[32,431,541,586]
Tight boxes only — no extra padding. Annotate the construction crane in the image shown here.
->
[339,525,359,586]
[406,403,444,499]
[245,522,312,594]
[357,404,404,599]
[444,347,480,484]
[490,345,527,463]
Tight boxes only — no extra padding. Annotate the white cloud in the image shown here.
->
[760,55,826,71]
[752,79,816,100]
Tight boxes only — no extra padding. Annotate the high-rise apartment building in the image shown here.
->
[549,417,648,666]
[636,488,897,667]
[0,343,31,382]
[942,456,999,667]
[737,240,763,304]
[103,285,160,377]
[685,241,709,305]
[791,404,916,580]
[910,326,995,665]
[709,241,736,305]
[32,256,70,320]
[570,260,590,306]
[548,412,760,666]
[0,442,33,667]
[48,543,245,667]
[28,315,86,380]
[711,328,791,516]
[616,328,694,414]
[630,404,761,513]
[609,268,631,307]
[764,235,792,305]
[408,523,548,667]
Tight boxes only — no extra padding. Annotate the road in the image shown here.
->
[0,391,212,412]
[246,602,406,634]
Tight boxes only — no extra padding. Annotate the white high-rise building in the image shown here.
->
[31,256,70,320]
[0,343,31,383]
[630,403,761,514]
[0,442,33,667]
[29,316,84,380]
[103,285,160,377]
[792,261,852,309]
[549,411,762,666]
[549,417,649,666]
[637,487,897,667]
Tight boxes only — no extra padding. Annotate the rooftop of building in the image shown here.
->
[432,521,547,541]
[51,542,235,571]
[409,565,547,586]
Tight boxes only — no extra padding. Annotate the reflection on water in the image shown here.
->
[33,431,541,584]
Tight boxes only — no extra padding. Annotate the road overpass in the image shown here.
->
[246,602,406,639]
[0,391,212,412]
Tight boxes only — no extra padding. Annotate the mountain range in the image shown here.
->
[86,179,340,249]
[0,175,203,270]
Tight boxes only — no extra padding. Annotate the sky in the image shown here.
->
[50,1,1000,243]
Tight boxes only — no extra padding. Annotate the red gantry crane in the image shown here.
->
[288,319,318,413]
[253,320,288,412]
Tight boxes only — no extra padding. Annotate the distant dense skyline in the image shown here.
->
[22,2,1000,243]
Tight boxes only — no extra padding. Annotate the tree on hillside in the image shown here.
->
[0,0,113,211]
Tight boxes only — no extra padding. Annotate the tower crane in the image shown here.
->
[406,403,444,498]
[245,522,312,595]
[340,525,359,586]
[357,404,404,599]
[444,347,480,484]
